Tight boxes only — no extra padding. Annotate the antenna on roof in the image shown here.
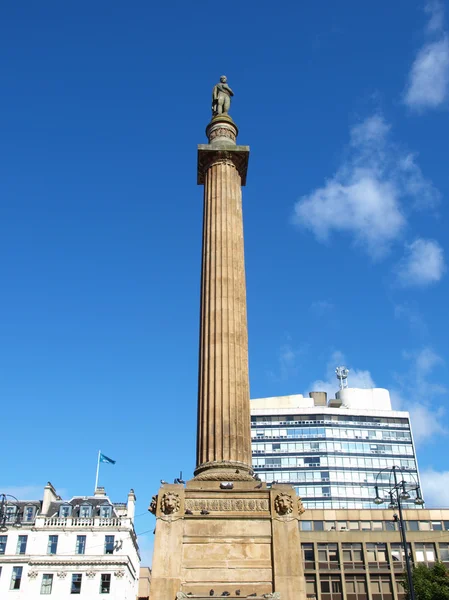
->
[335,366,349,390]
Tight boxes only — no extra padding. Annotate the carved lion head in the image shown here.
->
[274,493,294,515]
[161,492,180,515]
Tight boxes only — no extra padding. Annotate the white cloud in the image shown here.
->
[293,115,438,258]
[425,0,445,34]
[307,350,376,400]
[391,347,447,444]
[420,469,449,507]
[405,2,449,111]
[397,238,445,286]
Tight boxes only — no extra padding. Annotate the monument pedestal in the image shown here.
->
[149,483,306,600]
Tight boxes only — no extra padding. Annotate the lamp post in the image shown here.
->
[0,494,22,532]
[373,466,424,600]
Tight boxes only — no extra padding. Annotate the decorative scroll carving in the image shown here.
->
[161,492,180,515]
[28,570,38,579]
[176,593,189,599]
[274,493,293,515]
[263,593,281,599]
[86,571,96,579]
[57,572,67,579]
[297,496,305,515]
[114,570,125,578]
[148,495,158,515]
[184,498,269,512]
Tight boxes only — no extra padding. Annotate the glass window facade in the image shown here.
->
[251,408,421,508]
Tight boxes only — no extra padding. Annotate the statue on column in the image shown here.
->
[212,75,234,116]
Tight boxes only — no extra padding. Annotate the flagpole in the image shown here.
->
[95,450,101,492]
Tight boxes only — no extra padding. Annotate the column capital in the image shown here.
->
[197,145,250,186]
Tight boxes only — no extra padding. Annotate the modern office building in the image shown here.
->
[299,507,449,600]
[251,378,421,510]
[0,482,140,599]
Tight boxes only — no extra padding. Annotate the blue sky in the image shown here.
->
[1,0,449,564]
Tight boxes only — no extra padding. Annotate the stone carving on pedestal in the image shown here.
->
[160,492,180,515]
[263,593,281,599]
[297,496,306,515]
[274,493,294,515]
[176,593,189,600]
[148,495,158,515]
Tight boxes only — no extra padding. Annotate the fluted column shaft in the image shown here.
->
[195,119,251,480]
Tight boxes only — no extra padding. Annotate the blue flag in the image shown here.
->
[100,453,116,465]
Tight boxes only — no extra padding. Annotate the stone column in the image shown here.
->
[195,115,252,481]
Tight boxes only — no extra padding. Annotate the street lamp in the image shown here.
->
[0,494,22,531]
[372,466,424,600]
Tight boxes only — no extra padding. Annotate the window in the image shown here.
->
[372,521,383,531]
[318,544,339,569]
[348,521,360,530]
[301,521,313,531]
[432,521,443,531]
[313,521,324,531]
[41,574,53,594]
[10,566,23,590]
[370,575,393,600]
[366,543,387,564]
[302,544,315,568]
[5,506,17,522]
[79,504,92,518]
[320,575,342,600]
[16,535,27,554]
[75,535,86,555]
[24,506,35,522]
[104,535,115,554]
[407,520,419,531]
[59,505,72,518]
[100,574,111,594]
[71,574,82,594]
[47,535,58,555]
[396,579,406,600]
[342,543,363,566]
[415,543,436,564]
[0,535,7,554]
[305,576,317,599]
[100,505,112,518]
[439,543,449,562]
[418,521,431,531]
[391,543,411,569]
[345,575,368,599]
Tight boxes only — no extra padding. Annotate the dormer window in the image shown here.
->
[59,505,72,518]
[79,504,92,518]
[5,506,17,522]
[24,506,36,522]
[100,505,112,518]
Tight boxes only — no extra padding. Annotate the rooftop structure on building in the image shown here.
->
[251,370,421,510]
[0,482,139,599]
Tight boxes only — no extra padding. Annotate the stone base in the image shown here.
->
[149,482,306,600]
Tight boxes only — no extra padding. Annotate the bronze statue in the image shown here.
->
[212,75,234,116]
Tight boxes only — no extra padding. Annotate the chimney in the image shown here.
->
[42,482,58,516]
[309,391,327,406]
[94,486,106,497]
[127,489,136,521]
